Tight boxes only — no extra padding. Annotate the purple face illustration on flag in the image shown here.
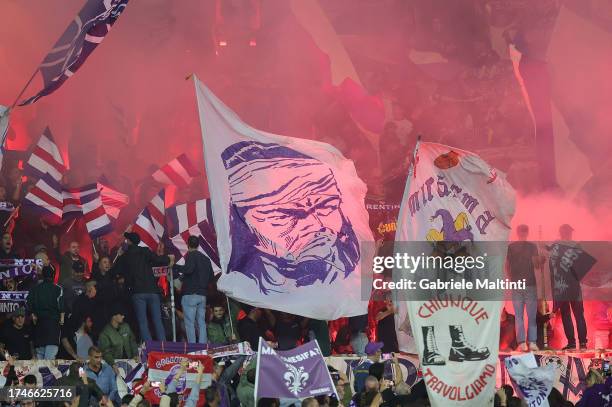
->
[221,141,360,294]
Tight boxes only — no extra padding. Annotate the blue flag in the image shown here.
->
[19,0,129,105]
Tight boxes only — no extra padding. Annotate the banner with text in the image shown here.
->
[0,291,28,315]
[0,259,42,280]
[146,352,213,405]
[394,142,515,406]
[256,340,337,400]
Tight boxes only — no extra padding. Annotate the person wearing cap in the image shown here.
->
[98,305,138,367]
[352,342,384,393]
[61,259,88,316]
[27,265,64,359]
[506,224,541,352]
[0,306,34,359]
[113,231,174,342]
[552,224,588,350]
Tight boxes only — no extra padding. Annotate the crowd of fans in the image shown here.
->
[3,340,607,406]
[0,130,607,407]
[0,1,608,405]
[0,219,395,363]
[1,213,607,406]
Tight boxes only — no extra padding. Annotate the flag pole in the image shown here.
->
[112,248,122,263]
[169,267,176,341]
[3,204,20,228]
[391,135,421,331]
[65,218,77,234]
[226,295,235,340]
[315,339,340,401]
[10,68,39,109]
[408,135,421,180]
[253,338,262,404]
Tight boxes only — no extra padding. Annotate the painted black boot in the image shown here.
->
[421,326,446,366]
[448,324,490,362]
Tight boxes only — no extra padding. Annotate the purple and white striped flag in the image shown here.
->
[19,0,130,105]
[80,187,113,238]
[23,173,64,225]
[24,127,67,182]
[133,190,165,251]
[165,199,219,270]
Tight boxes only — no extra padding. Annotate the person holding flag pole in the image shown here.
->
[173,235,215,344]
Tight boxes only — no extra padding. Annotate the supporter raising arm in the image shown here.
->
[160,359,205,407]
[2,354,19,387]
[128,380,152,407]
[184,361,205,407]
[164,359,188,396]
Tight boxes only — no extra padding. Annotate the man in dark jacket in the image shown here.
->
[59,241,89,282]
[175,235,214,343]
[91,256,115,307]
[27,265,64,359]
[61,260,87,317]
[97,306,138,367]
[70,281,106,342]
[0,307,34,359]
[112,232,173,342]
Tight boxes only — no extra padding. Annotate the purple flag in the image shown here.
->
[255,339,337,400]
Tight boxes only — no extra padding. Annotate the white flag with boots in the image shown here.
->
[395,142,515,406]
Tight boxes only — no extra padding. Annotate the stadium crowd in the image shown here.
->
[0,222,608,406]
[0,1,609,404]
[2,335,608,407]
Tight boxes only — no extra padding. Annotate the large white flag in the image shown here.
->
[194,77,374,319]
[395,142,515,406]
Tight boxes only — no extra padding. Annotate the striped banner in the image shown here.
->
[152,154,199,188]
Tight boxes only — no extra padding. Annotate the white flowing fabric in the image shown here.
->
[194,77,374,319]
